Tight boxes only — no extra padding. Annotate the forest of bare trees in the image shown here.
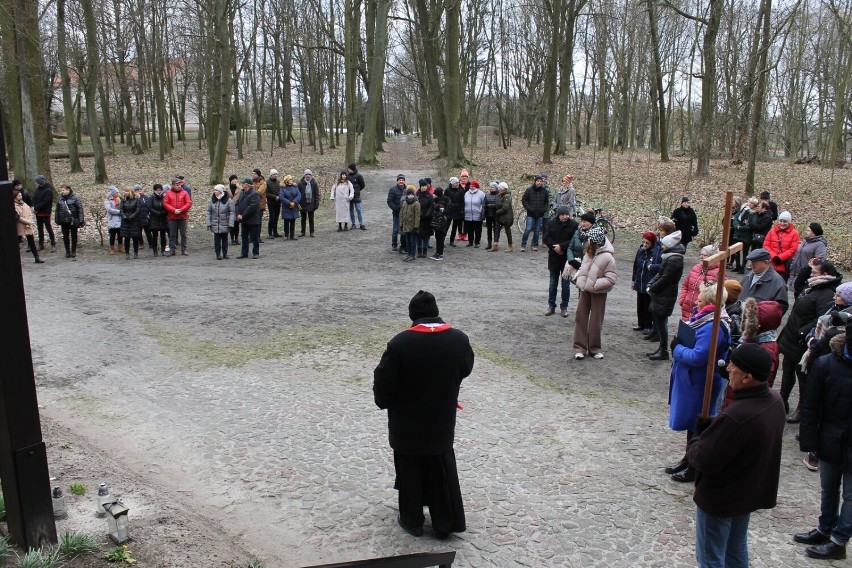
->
[0,0,850,188]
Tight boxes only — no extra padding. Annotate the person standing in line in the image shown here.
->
[729,197,753,273]
[789,223,829,297]
[228,175,242,244]
[463,180,485,248]
[739,248,789,314]
[520,175,549,252]
[400,187,420,262]
[54,184,84,259]
[555,174,577,217]
[236,177,261,259]
[148,184,169,256]
[266,169,282,239]
[748,200,773,253]
[119,186,142,259]
[445,177,465,247]
[671,196,699,249]
[387,174,407,251]
[572,227,618,360]
[206,184,235,260]
[348,163,367,230]
[764,211,800,282]
[298,169,320,237]
[679,244,720,322]
[279,175,302,240]
[373,290,474,540]
[759,190,778,220]
[483,182,499,250]
[32,174,56,253]
[163,179,192,256]
[686,343,786,566]
[429,188,450,262]
[416,180,434,258]
[330,171,354,232]
[646,231,686,361]
[631,231,659,333]
[543,205,578,317]
[251,168,267,242]
[492,182,514,253]
[104,186,123,255]
[14,189,44,263]
[134,184,153,251]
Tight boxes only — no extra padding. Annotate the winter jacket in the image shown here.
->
[373,317,475,455]
[266,178,281,206]
[33,183,55,216]
[669,309,731,432]
[138,194,150,226]
[205,192,235,234]
[463,189,485,222]
[575,239,617,294]
[739,297,783,387]
[330,181,354,223]
[777,275,841,358]
[148,192,169,231]
[236,187,261,225]
[555,184,577,216]
[494,191,514,225]
[484,190,499,219]
[741,267,789,314]
[119,197,142,238]
[400,198,420,233]
[731,204,753,243]
[431,196,451,233]
[631,244,657,295]
[671,206,699,246]
[15,201,34,236]
[279,184,302,220]
[764,223,800,276]
[748,211,773,246]
[543,216,578,272]
[254,178,268,210]
[445,186,465,221]
[687,382,785,517]
[348,168,365,203]
[54,192,84,226]
[679,262,721,321]
[800,334,852,469]
[417,190,434,238]
[163,187,192,220]
[788,236,828,294]
[647,244,686,316]
[521,184,549,217]
[387,183,405,215]
[567,230,586,266]
[105,197,122,229]
[298,177,321,212]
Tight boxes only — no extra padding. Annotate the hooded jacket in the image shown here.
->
[105,189,122,229]
[33,183,55,216]
[764,222,800,276]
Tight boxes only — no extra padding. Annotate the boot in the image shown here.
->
[648,350,670,361]
[38,243,45,251]
[344,223,349,231]
[50,244,56,253]
[34,256,45,264]
[505,244,513,253]
[126,252,130,260]
[489,243,499,252]
[664,456,688,475]
[133,252,138,259]
[671,465,695,483]
[787,404,801,424]
[109,245,116,255]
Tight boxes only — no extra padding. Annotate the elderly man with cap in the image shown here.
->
[373,291,474,539]
[686,343,786,567]
[543,205,579,317]
[298,169,320,237]
[795,321,852,560]
[163,179,192,256]
[387,174,407,251]
[788,222,829,297]
[671,196,699,249]
[740,248,789,314]
[235,177,261,259]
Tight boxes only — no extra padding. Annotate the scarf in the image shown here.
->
[688,303,732,336]
[802,274,838,296]
[409,322,452,333]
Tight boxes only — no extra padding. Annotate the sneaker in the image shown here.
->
[561,309,569,317]
[592,352,604,359]
[531,246,539,251]
[804,453,819,471]
[429,254,443,261]
[520,247,526,252]
[574,353,584,360]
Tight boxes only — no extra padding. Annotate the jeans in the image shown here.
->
[405,232,418,256]
[349,201,363,226]
[695,506,750,568]
[241,223,260,256]
[168,219,188,252]
[819,459,852,544]
[300,210,315,235]
[522,216,543,247]
[549,268,570,310]
[213,232,228,257]
[391,213,400,247]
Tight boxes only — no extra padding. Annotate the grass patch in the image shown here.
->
[59,532,98,558]
[105,544,136,563]
[69,481,86,495]
[0,534,10,558]
[0,489,5,521]
[17,547,61,568]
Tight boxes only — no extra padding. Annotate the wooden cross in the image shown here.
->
[698,190,743,417]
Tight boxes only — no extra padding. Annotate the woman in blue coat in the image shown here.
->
[666,282,732,482]
[279,175,302,240]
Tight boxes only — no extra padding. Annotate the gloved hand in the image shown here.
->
[568,259,581,270]
[772,255,781,264]
[670,336,681,352]
[695,415,714,434]
[829,310,851,326]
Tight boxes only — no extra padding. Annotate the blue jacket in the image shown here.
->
[632,244,657,293]
[279,184,302,220]
[387,184,405,214]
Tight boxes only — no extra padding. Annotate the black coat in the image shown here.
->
[298,177,321,212]
[417,191,434,238]
[236,187,261,225]
[522,184,550,217]
[349,170,365,203]
[119,197,142,237]
[632,245,657,294]
[138,194,151,226]
[542,216,578,272]
[801,340,852,469]
[445,186,465,220]
[387,184,405,214]
[266,178,281,205]
[778,276,841,357]
[33,184,55,215]
[647,246,685,316]
[671,206,699,246]
[148,192,169,231]
[54,192,84,226]
[373,318,475,455]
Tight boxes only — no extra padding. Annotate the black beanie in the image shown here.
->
[579,212,596,224]
[409,290,439,321]
[809,222,824,236]
[729,344,772,382]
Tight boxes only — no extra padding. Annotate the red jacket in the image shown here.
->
[679,263,720,321]
[163,187,192,220]
[764,223,799,276]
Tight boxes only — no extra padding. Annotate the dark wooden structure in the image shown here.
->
[306,551,456,568]
[0,179,57,548]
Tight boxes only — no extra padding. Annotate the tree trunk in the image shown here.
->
[647,0,669,161]
[209,0,234,184]
[358,0,390,165]
[695,0,722,177]
[56,0,83,172]
[80,0,108,182]
[745,0,772,195]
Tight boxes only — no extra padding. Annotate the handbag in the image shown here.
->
[751,233,765,247]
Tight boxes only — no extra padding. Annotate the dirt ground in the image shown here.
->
[5,137,821,567]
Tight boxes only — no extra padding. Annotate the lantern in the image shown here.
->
[52,487,67,519]
[95,483,112,517]
[103,501,130,544]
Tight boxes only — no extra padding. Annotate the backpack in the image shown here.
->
[432,204,449,232]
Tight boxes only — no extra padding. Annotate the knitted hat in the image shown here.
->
[539,172,549,179]
[434,188,444,198]
[489,181,499,190]
[779,211,792,222]
[108,186,120,196]
[760,190,771,199]
[242,177,252,185]
[282,175,295,185]
[556,205,571,216]
[700,244,719,257]
[213,184,225,193]
[681,196,690,203]
[661,230,682,249]
[837,282,852,305]
[579,212,596,224]
[586,226,605,245]
[405,186,416,194]
[498,182,509,190]
[746,248,770,261]
[252,168,262,177]
[396,174,406,180]
[229,174,238,181]
[409,290,439,321]
[470,180,480,189]
[449,177,459,184]
[35,175,46,185]
[724,279,742,303]
[642,231,657,244]
[304,169,313,176]
[269,169,278,176]
[809,222,823,236]
[729,343,772,381]
[171,177,181,184]
[418,179,429,188]
[132,184,142,191]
